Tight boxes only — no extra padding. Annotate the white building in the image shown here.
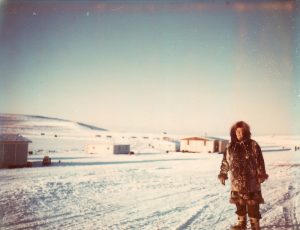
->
[180,137,228,153]
[151,140,179,152]
[85,144,130,154]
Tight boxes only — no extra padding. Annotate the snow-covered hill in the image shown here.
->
[0,113,181,154]
[0,113,107,137]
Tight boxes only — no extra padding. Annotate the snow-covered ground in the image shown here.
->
[1,135,300,230]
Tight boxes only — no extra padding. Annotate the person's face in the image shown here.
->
[236,127,244,141]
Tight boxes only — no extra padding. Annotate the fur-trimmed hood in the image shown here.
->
[230,121,251,142]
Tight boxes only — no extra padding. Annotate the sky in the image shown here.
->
[0,0,300,136]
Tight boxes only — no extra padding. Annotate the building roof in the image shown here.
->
[0,134,32,143]
[181,136,229,141]
[206,136,229,141]
[87,143,130,146]
[181,137,210,141]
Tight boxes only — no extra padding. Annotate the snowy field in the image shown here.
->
[1,135,300,230]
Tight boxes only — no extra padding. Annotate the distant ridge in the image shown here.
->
[77,122,106,131]
[0,113,107,135]
[28,115,69,122]
[26,115,107,131]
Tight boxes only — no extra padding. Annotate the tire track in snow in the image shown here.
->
[1,182,119,230]
[175,206,209,230]
[113,194,207,229]
[175,195,220,230]
[283,185,293,229]
[283,185,299,230]
[261,183,300,229]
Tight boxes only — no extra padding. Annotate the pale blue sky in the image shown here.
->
[0,1,299,135]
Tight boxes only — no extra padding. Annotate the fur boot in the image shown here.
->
[250,217,260,230]
[231,215,247,230]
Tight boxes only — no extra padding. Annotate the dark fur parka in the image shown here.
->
[218,122,268,205]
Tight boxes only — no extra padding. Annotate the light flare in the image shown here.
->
[233,1,295,13]
[0,0,7,33]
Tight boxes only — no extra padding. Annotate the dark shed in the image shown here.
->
[0,134,32,168]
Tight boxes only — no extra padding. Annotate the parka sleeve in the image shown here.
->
[218,147,229,180]
[255,142,269,183]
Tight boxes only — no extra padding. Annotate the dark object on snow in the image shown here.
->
[42,156,51,166]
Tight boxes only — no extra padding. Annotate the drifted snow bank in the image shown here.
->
[0,136,299,230]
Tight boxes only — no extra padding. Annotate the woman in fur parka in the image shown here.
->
[218,121,268,230]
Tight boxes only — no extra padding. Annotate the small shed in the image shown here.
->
[0,134,32,168]
[206,137,229,153]
[86,144,130,154]
[180,137,228,153]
